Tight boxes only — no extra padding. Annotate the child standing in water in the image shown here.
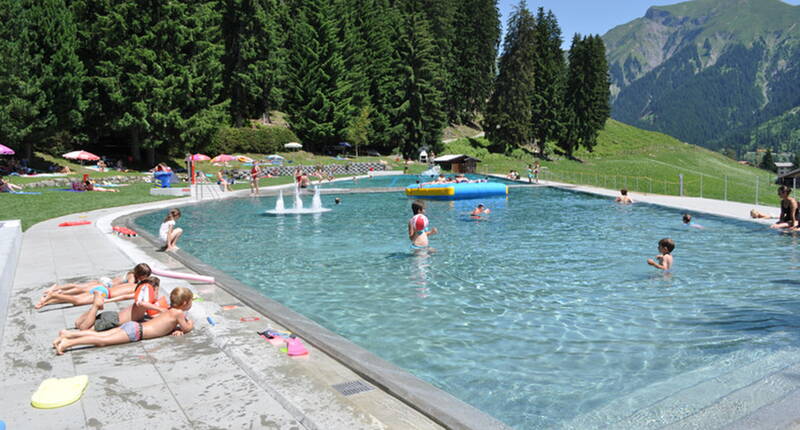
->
[408,201,438,249]
[615,189,633,204]
[159,208,183,252]
[647,238,675,271]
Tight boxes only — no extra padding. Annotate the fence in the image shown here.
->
[535,170,781,207]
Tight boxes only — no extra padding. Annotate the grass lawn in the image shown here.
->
[444,120,782,207]
[1,176,320,231]
[0,183,179,231]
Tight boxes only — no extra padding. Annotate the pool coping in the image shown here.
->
[117,199,511,430]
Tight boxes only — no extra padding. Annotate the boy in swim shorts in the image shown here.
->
[53,287,194,355]
[408,201,438,249]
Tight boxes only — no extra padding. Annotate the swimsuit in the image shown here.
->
[779,199,800,224]
[120,321,143,342]
[89,285,110,298]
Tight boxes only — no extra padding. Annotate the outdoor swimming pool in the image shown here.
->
[138,180,800,429]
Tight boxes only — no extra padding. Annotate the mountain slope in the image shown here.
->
[604,0,800,153]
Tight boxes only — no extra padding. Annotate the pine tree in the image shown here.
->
[74,0,226,163]
[283,0,352,152]
[389,0,446,157]
[359,0,402,152]
[0,0,84,159]
[587,35,611,151]
[420,0,457,123]
[760,148,777,172]
[450,0,500,124]
[560,34,610,156]
[221,0,287,126]
[485,1,537,153]
[530,8,566,157]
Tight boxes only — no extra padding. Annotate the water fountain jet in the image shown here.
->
[265,186,331,215]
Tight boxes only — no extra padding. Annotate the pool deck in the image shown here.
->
[2,173,799,429]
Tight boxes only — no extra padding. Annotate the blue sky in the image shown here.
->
[497,0,800,46]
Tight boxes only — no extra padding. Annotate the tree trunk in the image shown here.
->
[24,141,33,161]
[130,128,141,162]
[146,147,155,167]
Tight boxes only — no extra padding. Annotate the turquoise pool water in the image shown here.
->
[138,180,800,429]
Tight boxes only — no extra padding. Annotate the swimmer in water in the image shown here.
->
[470,204,491,217]
[615,188,633,204]
[682,213,703,229]
[335,197,341,205]
[647,238,674,271]
[408,201,438,250]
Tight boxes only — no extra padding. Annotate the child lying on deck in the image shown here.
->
[35,275,153,309]
[73,276,166,330]
[53,287,193,355]
[42,263,150,298]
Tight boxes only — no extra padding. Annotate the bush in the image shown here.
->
[442,138,491,159]
[210,125,299,154]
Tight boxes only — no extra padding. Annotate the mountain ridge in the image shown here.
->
[604,0,800,153]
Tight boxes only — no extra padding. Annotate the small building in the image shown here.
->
[777,166,800,187]
[775,162,794,176]
[432,154,481,174]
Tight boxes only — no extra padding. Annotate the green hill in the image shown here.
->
[603,0,800,154]
[447,119,782,206]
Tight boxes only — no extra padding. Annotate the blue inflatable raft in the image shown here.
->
[405,182,508,200]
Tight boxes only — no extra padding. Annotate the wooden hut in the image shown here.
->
[432,154,481,174]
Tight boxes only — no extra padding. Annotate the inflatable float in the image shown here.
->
[405,182,508,200]
[58,220,91,227]
[112,226,138,237]
[151,268,215,284]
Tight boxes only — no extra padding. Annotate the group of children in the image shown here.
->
[36,262,194,355]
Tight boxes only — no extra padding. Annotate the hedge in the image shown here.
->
[210,125,299,154]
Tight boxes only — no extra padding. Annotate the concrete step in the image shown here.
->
[562,345,800,429]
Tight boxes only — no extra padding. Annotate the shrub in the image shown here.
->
[443,138,491,159]
[210,125,299,154]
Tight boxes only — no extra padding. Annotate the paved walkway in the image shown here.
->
[0,183,445,429]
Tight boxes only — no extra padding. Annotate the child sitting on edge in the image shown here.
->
[159,208,183,252]
[53,287,194,355]
[647,238,675,271]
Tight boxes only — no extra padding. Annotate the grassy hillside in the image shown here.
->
[445,120,782,206]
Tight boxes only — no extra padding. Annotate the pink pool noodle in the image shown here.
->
[151,268,215,284]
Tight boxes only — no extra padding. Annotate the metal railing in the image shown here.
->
[534,170,780,206]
